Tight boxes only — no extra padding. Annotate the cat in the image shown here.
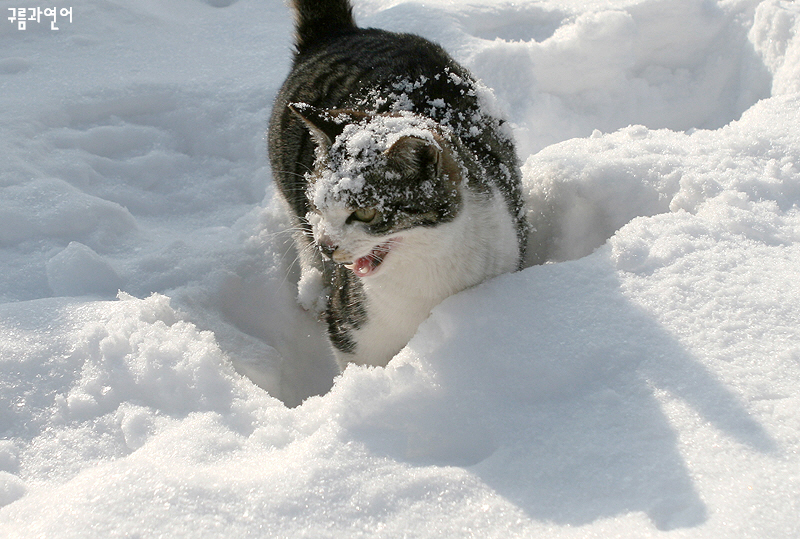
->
[268,0,527,369]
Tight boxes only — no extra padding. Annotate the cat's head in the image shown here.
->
[290,103,465,277]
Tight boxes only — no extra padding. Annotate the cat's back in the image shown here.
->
[298,29,452,77]
[276,29,464,115]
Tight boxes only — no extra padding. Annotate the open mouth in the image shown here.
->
[345,240,398,277]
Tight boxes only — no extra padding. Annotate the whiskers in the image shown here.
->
[274,230,320,291]
[271,165,314,184]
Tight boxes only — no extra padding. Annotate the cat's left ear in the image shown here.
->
[289,103,370,150]
[386,136,442,177]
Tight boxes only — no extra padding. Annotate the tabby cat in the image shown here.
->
[268,0,527,369]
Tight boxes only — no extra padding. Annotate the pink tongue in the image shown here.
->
[352,255,377,277]
[351,242,393,277]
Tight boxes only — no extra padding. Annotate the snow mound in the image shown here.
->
[1,0,800,537]
[523,94,800,264]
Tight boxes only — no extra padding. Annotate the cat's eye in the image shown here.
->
[350,208,378,223]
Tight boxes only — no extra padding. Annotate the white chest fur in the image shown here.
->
[334,187,519,368]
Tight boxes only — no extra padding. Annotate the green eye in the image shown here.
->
[351,208,378,223]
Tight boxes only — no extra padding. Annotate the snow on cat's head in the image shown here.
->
[290,105,449,214]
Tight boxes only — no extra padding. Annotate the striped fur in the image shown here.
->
[268,0,527,368]
[290,0,356,53]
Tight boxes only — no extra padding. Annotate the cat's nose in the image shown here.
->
[317,234,347,261]
[317,229,357,264]
[317,236,337,259]
[316,235,355,264]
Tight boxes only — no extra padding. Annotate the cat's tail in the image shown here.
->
[291,0,358,53]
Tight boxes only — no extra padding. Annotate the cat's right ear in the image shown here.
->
[289,103,339,150]
[289,103,369,151]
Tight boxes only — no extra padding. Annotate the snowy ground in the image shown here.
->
[1,0,800,536]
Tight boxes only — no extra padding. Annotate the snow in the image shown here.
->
[311,111,443,211]
[1,0,799,537]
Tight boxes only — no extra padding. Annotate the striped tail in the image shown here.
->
[291,0,358,53]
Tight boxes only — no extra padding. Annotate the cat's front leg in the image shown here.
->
[293,225,328,315]
[296,265,327,315]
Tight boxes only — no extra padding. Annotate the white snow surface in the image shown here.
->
[2,0,800,537]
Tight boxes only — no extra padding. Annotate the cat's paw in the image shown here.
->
[297,267,327,315]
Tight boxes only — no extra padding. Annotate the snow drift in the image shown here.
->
[1,0,800,537]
